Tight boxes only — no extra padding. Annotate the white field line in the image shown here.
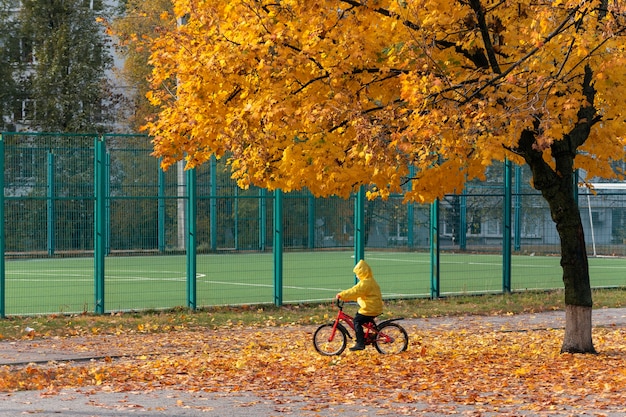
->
[7,273,343,293]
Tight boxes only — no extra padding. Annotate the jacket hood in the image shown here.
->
[353,259,373,280]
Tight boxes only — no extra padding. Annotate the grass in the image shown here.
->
[0,288,624,341]
[6,251,626,315]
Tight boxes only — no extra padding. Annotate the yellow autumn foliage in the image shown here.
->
[144,0,626,202]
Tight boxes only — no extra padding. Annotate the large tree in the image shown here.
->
[0,0,20,130]
[19,0,114,132]
[144,1,626,353]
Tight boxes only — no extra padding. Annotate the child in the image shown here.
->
[336,259,383,351]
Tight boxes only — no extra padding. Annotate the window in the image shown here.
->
[13,99,36,121]
[79,0,103,10]
[485,218,500,236]
[19,38,34,64]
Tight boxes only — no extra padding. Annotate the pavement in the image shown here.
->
[0,308,625,417]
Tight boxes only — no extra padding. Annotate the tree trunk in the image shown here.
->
[562,305,595,354]
[555,194,596,353]
[516,126,596,354]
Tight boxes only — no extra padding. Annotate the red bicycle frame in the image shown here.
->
[328,300,391,344]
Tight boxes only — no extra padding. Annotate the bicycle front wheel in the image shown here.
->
[313,324,347,356]
[375,322,409,354]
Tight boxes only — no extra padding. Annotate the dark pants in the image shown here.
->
[353,313,376,346]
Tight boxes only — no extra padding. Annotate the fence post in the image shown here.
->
[407,202,414,248]
[514,165,522,251]
[186,168,197,310]
[47,152,55,255]
[459,191,467,250]
[210,155,217,251]
[234,186,239,250]
[273,189,283,306]
[0,135,5,318]
[158,162,166,252]
[177,161,186,250]
[407,167,415,248]
[503,159,512,293]
[354,186,365,271]
[430,199,440,299]
[94,136,106,314]
[308,193,315,249]
[259,188,267,251]
[105,152,111,255]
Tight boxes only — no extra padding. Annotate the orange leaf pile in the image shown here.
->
[1,324,625,414]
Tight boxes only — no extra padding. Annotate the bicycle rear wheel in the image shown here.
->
[374,322,408,354]
[313,324,347,356]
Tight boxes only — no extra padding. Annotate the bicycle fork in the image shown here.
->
[328,320,352,342]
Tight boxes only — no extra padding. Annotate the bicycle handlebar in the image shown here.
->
[335,298,344,309]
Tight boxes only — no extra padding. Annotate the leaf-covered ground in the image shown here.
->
[1,322,625,415]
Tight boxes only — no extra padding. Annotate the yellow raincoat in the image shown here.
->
[338,259,383,316]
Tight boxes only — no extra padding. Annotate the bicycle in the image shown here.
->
[313,299,409,355]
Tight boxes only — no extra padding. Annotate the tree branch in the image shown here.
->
[468,0,501,74]
[461,5,581,105]
[338,0,491,68]
[565,64,600,150]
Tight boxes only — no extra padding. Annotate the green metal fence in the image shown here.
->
[1,132,625,316]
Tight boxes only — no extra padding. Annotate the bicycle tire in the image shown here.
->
[313,323,347,356]
[374,322,409,354]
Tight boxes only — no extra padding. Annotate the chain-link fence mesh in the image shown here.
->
[1,133,624,315]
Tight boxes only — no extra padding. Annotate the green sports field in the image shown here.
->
[4,250,625,315]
